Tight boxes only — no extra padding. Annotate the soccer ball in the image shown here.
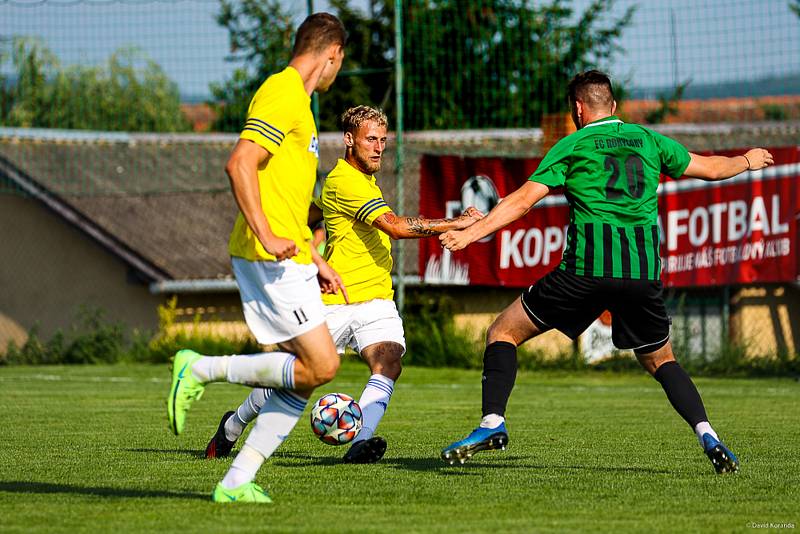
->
[310,392,363,446]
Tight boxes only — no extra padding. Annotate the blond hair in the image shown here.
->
[339,105,388,134]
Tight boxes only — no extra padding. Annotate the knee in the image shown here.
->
[637,344,675,377]
[486,321,515,346]
[367,345,403,381]
[375,357,402,381]
[309,354,340,387]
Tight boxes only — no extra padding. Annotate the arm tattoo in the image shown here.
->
[376,212,466,237]
[406,217,440,236]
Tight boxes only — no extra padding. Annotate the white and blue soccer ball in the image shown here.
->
[310,392,363,446]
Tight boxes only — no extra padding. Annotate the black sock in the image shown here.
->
[653,361,708,428]
[481,341,518,417]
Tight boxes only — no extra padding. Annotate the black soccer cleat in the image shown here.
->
[343,436,387,464]
[702,433,739,474]
[205,411,238,459]
[441,423,508,465]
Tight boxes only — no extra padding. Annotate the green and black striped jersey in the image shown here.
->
[529,116,691,280]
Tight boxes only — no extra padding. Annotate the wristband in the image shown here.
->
[743,154,751,170]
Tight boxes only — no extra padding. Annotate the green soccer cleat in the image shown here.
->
[212,482,273,503]
[166,349,205,436]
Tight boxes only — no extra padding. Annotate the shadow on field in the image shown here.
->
[245,452,671,475]
[434,460,671,475]
[271,452,343,467]
[0,481,207,500]
[124,447,205,458]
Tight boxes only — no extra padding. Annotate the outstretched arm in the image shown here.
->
[684,148,773,181]
[440,181,551,251]
[372,207,483,240]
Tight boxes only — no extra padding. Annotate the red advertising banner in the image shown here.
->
[418,146,800,288]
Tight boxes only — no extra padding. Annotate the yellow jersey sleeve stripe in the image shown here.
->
[246,118,285,140]
[362,204,391,225]
[243,120,283,145]
[355,198,389,222]
[241,127,282,148]
[354,198,383,220]
[361,202,390,222]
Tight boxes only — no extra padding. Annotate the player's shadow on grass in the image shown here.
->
[0,481,207,500]
[124,447,205,458]
[434,460,671,475]
[385,456,509,472]
[381,456,671,475]
[271,452,342,467]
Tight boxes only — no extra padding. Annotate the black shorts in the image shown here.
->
[520,268,670,353]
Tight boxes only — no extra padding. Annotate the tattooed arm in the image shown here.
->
[372,207,483,239]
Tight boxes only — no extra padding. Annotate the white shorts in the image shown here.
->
[324,299,406,356]
[232,257,326,345]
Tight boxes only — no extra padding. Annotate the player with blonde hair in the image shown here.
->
[204,105,483,464]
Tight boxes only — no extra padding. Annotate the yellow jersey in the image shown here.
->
[228,66,318,264]
[317,159,393,304]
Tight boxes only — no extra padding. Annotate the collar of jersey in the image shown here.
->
[583,115,623,129]
[337,158,376,182]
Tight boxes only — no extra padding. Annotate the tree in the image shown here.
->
[0,38,189,132]
[404,0,635,129]
[209,0,295,132]
[209,0,632,132]
[318,0,394,131]
[209,0,393,132]
[791,0,800,17]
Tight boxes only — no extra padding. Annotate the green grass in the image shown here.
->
[0,362,798,533]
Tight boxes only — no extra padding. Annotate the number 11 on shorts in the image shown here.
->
[293,308,309,325]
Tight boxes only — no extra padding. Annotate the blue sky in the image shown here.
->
[1,0,799,100]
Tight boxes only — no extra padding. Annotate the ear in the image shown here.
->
[611,100,618,115]
[344,132,354,147]
[327,43,342,62]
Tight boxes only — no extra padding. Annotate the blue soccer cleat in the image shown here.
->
[703,433,739,474]
[441,423,508,465]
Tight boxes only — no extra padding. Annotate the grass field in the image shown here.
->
[1,361,798,533]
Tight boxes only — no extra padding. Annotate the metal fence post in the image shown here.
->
[308,0,320,128]
[394,0,405,313]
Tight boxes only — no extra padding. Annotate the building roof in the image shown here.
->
[0,129,244,284]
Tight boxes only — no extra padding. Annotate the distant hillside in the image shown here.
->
[630,73,800,100]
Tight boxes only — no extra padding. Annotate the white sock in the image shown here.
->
[241,389,307,458]
[190,355,229,382]
[224,388,272,442]
[694,421,718,447]
[480,414,505,428]
[354,374,395,443]
[226,352,296,388]
[221,445,264,489]
[220,389,306,489]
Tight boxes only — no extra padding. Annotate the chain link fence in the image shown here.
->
[2,0,800,366]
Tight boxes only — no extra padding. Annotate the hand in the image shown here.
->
[456,206,485,229]
[440,229,474,251]
[317,260,350,303]
[744,148,774,170]
[262,235,299,260]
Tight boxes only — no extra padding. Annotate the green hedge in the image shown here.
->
[1,301,258,366]
[2,299,798,377]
